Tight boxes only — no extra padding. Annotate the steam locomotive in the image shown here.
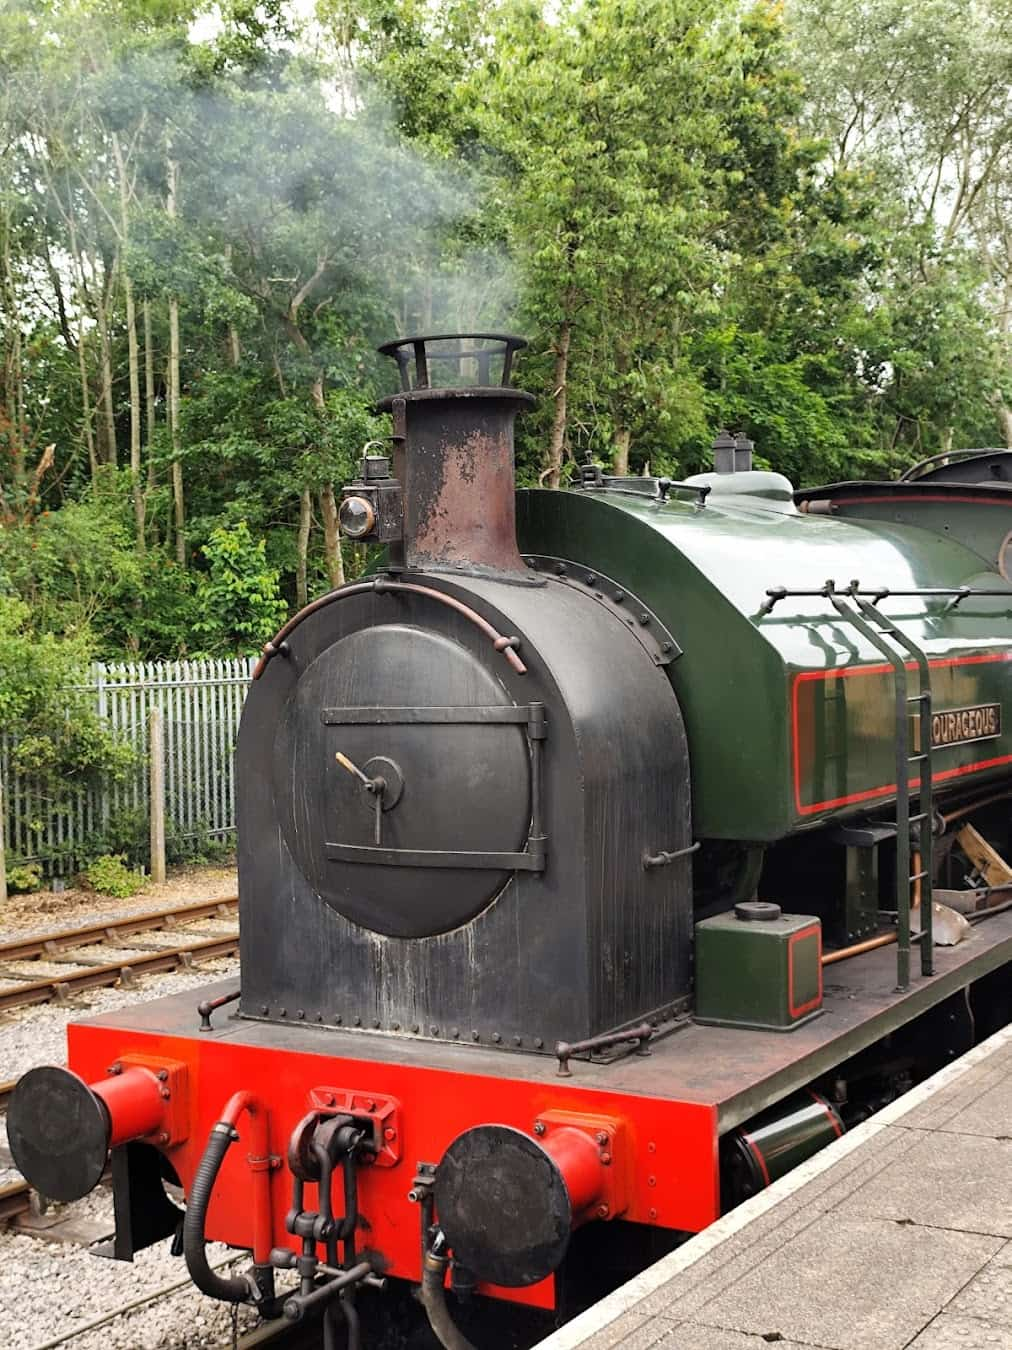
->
[10,335,1012,1349]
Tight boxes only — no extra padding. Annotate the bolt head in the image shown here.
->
[533,1121,546,1136]
[596,1204,610,1219]
[158,1132,170,1145]
[157,1069,169,1082]
[384,1127,396,1142]
[600,1151,612,1165]
[595,1131,608,1145]
[648,1175,657,1187]
[649,1207,658,1221]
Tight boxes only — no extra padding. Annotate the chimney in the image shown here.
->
[374,334,535,577]
[712,428,736,474]
[734,433,754,472]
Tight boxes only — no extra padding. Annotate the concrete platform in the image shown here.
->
[537,1025,1012,1350]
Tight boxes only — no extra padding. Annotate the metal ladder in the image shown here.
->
[825,583,933,990]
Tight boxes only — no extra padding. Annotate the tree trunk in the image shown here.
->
[95,278,117,465]
[225,243,241,366]
[166,157,185,565]
[77,322,97,478]
[320,484,345,588]
[296,488,312,608]
[613,426,631,476]
[998,404,1012,451]
[112,133,144,548]
[143,301,156,448]
[544,320,572,489]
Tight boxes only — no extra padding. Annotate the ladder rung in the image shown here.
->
[908,754,928,764]
[908,928,925,941]
[907,693,931,704]
[909,812,929,824]
[910,870,929,882]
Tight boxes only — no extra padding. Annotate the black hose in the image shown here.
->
[419,1249,476,1350]
[183,1122,258,1304]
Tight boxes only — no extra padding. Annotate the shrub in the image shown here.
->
[6,862,42,894]
[83,853,145,899]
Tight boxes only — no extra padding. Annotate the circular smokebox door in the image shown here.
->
[273,624,532,938]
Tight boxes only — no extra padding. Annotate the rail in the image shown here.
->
[0,896,239,1013]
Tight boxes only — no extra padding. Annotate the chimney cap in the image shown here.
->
[378,332,528,394]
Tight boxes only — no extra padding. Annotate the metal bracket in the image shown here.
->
[324,702,547,873]
[522,555,681,665]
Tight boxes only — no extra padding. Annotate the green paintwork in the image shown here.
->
[516,475,1012,842]
[694,908,822,1030]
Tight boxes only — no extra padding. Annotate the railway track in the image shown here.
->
[0,896,239,1014]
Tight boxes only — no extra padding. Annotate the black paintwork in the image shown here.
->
[236,571,693,1050]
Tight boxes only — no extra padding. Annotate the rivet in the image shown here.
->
[649,1207,658,1220]
[354,1016,362,1027]
[315,1012,322,1022]
[158,1132,170,1145]
[648,1141,656,1153]
[430,1025,438,1036]
[279,1007,287,1018]
[107,1063,122,1075]
[648,1175,657,1187]
[260,1005,269,1015]
[392,1021,401,1031]
[472,1030,480,1041]
[157,1069,169,1082]
[535,1037,544,1049]
[585,573,596,584]
[596,1131,608,1145]
[297,1009,305,1020]
[412,1023,420,1034]
[638,612,650,625]
[613,591,624,602]
[596,1204,610,1218]
[661,641,673,653]
[492,1032,502,1043]
[600,1151,612,1165]
[513,1035,522,1046]
[452,1027,460,1039]
[336,1015,343,1025]
[384,1127,397,1142]
[533,1121,546,1135]
[554,563,566,575]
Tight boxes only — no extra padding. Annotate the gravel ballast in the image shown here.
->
[0,946,252,1349]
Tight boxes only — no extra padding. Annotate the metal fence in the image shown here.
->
[2,657,256,877]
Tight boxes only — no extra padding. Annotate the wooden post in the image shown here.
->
[149,706,166,884]
[0,779,7,906]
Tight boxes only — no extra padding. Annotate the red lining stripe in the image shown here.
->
[808,1090,844,1139]
[787,926,822,1018]
[791,652,1012,816]
[827,493,1012,507]
[741,1131,771,1187]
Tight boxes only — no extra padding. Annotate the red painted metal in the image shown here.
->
[92,1066,165,1147]
[67,1019,719,1313]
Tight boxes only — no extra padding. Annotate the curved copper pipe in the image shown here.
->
[253,577,526,679]
[942,788,1012,826]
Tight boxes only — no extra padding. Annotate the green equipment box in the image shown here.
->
[695,902,823,1031]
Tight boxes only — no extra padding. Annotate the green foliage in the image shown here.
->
[193,522,287,653]
[0,595,137,858]
[83,852,146,898]
[6,862,42,894]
